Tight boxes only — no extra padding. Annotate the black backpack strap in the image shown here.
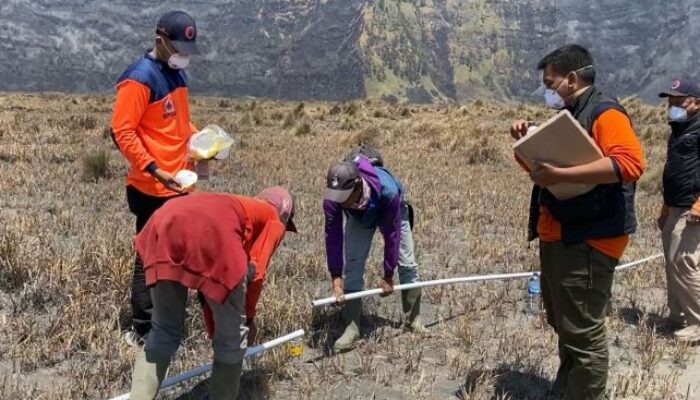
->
[404,201,415,231]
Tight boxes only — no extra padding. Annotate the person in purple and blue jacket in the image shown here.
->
[323,150,425,352]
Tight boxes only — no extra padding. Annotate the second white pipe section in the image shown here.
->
[109,329,305,400]
[311,253,664,307]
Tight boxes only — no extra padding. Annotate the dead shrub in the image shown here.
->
[465,137,501,165]
[345,102,359,116]
[239,113,252,126]
[251,109,264,125]
[329,103,342,115]
[66,115,98,131]
[102,126,112,140]
[293,121,312,136]
[344,125,381,146]
[638,164,663,194]
[414,121,441,137]
[372,109,388,118]
[81,149,110,182]
[339,117,357,131]
[0,230,27,291]
[282,113,296,128]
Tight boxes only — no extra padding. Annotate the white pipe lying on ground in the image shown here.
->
[311,253,664,307]
[613,253,664,272]
[109,329,305,400]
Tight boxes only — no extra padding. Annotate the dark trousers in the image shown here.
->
[540,241,618,400]
[126,185,182,337]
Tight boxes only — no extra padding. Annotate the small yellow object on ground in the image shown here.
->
[286,338,304,357]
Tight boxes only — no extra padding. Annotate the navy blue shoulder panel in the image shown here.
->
[590,101,629,128]
[117,56,188,103]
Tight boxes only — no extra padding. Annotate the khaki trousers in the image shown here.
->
[662,207,700,326]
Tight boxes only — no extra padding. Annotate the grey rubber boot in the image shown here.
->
[209,360,243,400]
[130,349,169,400]
[401,288,427,333]
[333,298,362,353]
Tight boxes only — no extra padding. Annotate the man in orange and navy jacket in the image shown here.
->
[111,10,201,344]
[510,45,644,400]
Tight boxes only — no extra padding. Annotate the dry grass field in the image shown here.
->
[0,92,697,399]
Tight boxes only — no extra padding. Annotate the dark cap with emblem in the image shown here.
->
[324,162,361,203]
[156,10,200,55]
[659,78,700,98]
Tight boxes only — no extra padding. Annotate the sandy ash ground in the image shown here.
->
[0,93,698,399]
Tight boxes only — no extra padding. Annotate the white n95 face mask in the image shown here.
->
[542,65,593,110]
[668,106,688,122]
[168,53,190,70]
[544,89,566,110]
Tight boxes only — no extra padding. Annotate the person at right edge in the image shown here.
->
[657,78,700,343]
[510,45,645,400]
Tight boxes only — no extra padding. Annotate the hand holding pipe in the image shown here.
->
[312,272,534,307]
[312,253,664,307]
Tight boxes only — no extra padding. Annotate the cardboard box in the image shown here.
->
[513,110,603,200]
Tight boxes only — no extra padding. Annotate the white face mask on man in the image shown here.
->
[668,106,688,122]
[544,89,566,110]
[542,65,594,110]
[156,36,191,70]
[167,53,190,70]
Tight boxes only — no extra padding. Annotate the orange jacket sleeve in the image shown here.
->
[591,109,645,182]
[111,79,156,172]
[245,220,286,320]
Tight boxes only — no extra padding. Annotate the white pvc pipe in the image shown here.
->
[109,329,305,400]
[161,329,304,387]
[312,272,534,307]
[613,253,664,272]
[311,252,664,307]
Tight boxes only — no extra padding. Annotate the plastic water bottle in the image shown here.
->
[526,273,541,317]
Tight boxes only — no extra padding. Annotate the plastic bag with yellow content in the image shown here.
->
[188,125,234,161]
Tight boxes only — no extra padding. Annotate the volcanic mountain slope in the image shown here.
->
[0,0,696,102]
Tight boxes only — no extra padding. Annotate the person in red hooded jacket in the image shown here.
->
[128,187,296,400]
